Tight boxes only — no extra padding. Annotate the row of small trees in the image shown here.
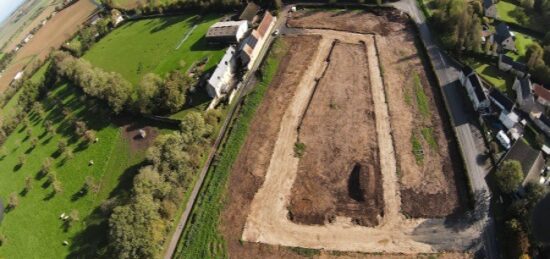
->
[52,51,132,114]
[52,51,197,116]
[107,111,219,258]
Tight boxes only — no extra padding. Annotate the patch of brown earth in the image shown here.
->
[0,0,98,92]
[290,8,468,218]
[287,8,406,36]
[120,124,159,152]
[288,42,383,227]
[375,25,468,217]
[220,35,322,258]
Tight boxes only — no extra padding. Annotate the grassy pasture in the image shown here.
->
[0,81,156,258]
[83,14,226,85]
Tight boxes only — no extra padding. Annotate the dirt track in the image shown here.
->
[289,41,383,227]
[221,35,323,258]
[222,8,479,257]
[0,0,98,92]
[289,8,468,218]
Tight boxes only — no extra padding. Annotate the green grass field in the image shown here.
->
[472,62,514,94]
[0,81,157,258]
[496,0,546,32]
[508,31,535,61]
[174,39,287,258]
[83,14,226,85]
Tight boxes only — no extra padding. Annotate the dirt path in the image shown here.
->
[242,32,430,253]
[241,29,481,253]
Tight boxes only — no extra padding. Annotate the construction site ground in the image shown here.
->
[221,8,478,258]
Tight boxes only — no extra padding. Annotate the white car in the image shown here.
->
[496,130,511,150]
[272,29,280,36]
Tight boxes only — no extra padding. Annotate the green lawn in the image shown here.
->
[0,52,4,59]
[83,14,226,85]
[508,31,535,61]
[472,62,515,94]
[496,0,546,32]
[174,39,288,258]
[0,82,156,258]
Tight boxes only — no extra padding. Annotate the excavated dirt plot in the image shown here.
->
[289,8,468,218]
[221,35,323,258]
[289,41,384,227]
[220,8,476,258]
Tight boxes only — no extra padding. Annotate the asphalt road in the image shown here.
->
[391,1,499,258]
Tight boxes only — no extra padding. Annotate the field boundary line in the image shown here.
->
[175,24,197,50]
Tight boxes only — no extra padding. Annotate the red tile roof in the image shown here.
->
[257,11,273,38]
[534,84,550,101]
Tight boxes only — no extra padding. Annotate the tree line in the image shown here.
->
[107,110,220,258]
[51,51,196,115]
[525,34,550,85]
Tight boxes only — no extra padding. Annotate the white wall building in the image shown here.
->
[207,46,237,98]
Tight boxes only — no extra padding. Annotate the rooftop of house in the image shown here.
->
[462,65,474,76]
[534,84,550,102]
[517,77,533,99]
[490,88,515,111]
[208,46,236,88]
[540,114,550,127]
[483,0,494,9]
[257,11,274,38]
[495,23,512,43]
[206,21,247,38]
[500,54,527,72]
[503,139,544,180]
[239,2,260,22]
[468,73,488,102]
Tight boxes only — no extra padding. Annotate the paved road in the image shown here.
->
[391,1,499,258]
[162,13,285,259]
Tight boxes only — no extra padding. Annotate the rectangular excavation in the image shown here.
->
[289,41,383,227]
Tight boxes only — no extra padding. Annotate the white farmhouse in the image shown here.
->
[206,46,237,98]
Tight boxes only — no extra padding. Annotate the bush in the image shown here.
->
[496,160,524,193]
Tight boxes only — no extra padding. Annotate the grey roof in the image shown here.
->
[489,88,514,111]
[206,21,246,39]
[503,139,543,179]
[483,0,494,9]
[462,65,474,76]
[518,77,532,99]
[468,73,488,102]
[500,54,527,72]
[239,2,260,22]
[495,23,512,43]
[540,114,550,127]
[208,46,236,90]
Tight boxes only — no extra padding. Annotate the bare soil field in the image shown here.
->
[289,41,383,227]
[288,8,468,218]
[221,35,322,258]
[0,0,98,92]
[4,3,59,52]
[287,8,407,36]
[218,7,478,257]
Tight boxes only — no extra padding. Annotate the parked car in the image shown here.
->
[496,130,511,150]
